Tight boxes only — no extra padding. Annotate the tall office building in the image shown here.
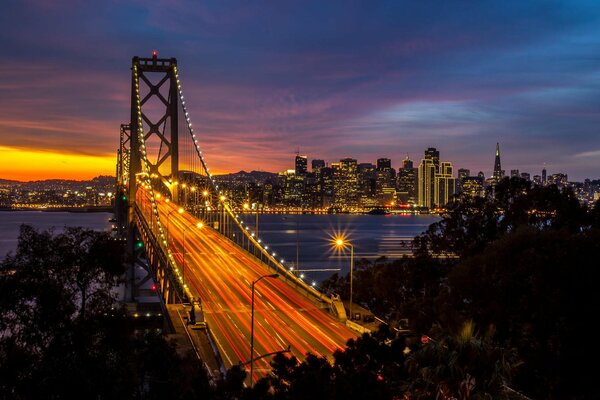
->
[376,158,392,170]
[435,162,456,206]
[358,163,377,205]
[320,166,335,207]
[295,155,308,175]
[510,169,520,177]
[424,148,440,166]
[280,169,304,206]
[521,172,531,181]
[334,158,359,209]
[375,158,395,204]
[397,156,417,204]
[492,143,504,182]
[418,148,455,208]
[542,168,547,185]
[418,149,438,208]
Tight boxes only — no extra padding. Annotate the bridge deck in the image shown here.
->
[138,190,357,383]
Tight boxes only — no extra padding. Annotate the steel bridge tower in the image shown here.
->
[129,52,179,205]
[116,53,184,305]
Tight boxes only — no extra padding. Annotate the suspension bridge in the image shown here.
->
[114,53,357,382]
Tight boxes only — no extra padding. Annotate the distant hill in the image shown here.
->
[215,170,278,182]
[0,176,116,189]
[0,179,21,185]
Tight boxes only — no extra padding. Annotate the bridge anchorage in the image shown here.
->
[115,52,357,381]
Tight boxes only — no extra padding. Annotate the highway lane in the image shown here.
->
[137,189,357,382]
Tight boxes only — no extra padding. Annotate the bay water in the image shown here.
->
[0,211,439,282]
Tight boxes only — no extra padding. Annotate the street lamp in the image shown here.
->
[182,221,203,289]
[334,237,354,321]
[250,273,279,386]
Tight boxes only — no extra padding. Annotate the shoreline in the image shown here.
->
[0,206,114,213]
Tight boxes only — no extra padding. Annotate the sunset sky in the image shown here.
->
[1,1,599,181]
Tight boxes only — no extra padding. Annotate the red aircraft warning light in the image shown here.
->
[152,50,158,58]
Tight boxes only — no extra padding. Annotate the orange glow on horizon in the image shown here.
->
[0,146,115,181]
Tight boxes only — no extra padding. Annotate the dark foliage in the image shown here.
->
[339,181,600,399]
[0,225,227,399]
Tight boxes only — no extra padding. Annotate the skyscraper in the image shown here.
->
[376,158,392,170]
[358,163,376,204]
[492,142,503,182]
[542,167,547,185]
[435,162,455,206]
[418,148,454,208]
[334,158,359,209]
[418,157,437,208]
[375,158,395,204]
[295,155,308,175]
[397,156,417,205]
[424,148,440,167]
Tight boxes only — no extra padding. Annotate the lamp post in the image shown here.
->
[181,221,203,289]
[335,237,354,321]
[250,273,279,386]
[201,190,209,221]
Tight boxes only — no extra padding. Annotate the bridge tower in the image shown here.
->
[119,53,184,305]
[128,52,179,205]
[115,123,130,237]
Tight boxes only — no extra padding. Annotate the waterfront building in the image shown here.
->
[435,161,456,206]
[334,158,359,210]
[418,157,437,208]
[320,166,335,208]
[280,169,304,206]
[418,148,455,208]
[358,163,376,207]
[397,156,417,205]
[376,158,395,205]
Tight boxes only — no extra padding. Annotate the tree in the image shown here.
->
[0,225,223,399]
[405,321,520,399]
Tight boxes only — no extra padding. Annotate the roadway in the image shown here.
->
[137,189,357,382]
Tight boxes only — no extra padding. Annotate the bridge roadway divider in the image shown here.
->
[166,304,223,378]
[134,206,228,376]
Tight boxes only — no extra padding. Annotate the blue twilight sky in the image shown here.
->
[0,0,599,181]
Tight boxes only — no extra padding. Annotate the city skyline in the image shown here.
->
[1,1,600,181]
[0,143,591,184]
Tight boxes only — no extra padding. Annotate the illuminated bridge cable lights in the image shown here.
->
[132,64,189,302]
